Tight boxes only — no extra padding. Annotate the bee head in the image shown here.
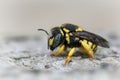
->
[48,27,64,50]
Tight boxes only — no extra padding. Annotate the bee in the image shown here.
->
[38,23,109,66]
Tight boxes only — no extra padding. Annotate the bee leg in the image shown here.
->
[50,45,65,57]
[80,40,95,59]
[64,47,76,66]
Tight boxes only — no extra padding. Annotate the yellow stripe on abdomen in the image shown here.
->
[76,27,82,32]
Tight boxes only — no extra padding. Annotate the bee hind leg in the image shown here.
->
[80,40,95,59]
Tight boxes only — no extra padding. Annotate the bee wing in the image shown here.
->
[72,30,109,48]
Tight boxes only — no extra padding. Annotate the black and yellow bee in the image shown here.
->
[38,23,109,66]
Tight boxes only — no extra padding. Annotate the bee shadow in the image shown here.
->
[58,51,89,58]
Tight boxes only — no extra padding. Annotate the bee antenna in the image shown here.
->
[38,29,49,36]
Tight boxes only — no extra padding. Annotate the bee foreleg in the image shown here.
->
[80,40,95,59]
[64,47,76,66]
[50,45,65,57]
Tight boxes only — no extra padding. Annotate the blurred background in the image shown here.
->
[0,0,120,38]
[0,0,120,80]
